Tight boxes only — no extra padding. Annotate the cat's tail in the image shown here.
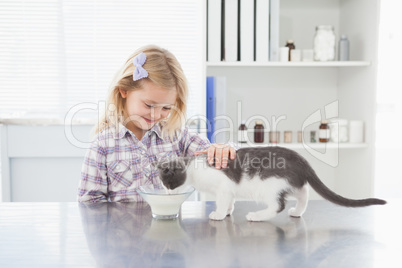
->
[306,172,386,207]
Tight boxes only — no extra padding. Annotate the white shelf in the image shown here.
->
[240,143,369,149]
[207,61,371,67]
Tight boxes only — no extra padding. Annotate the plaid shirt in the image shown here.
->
[78,123,210,202]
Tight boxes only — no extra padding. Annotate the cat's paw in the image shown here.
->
[288,207,302,218]
[209,211,226,221]
[246,212,264,222]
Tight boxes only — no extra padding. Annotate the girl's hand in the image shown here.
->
[194,144,236,170]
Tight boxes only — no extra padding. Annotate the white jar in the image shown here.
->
[349,120,364,143]
[314,25,336,61]
[330,119,348,143]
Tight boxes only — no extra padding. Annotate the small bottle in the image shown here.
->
[310,131,317,143]
[338,119,349,142]
[254,121,264,143]
[319,120,330,143]
[238,121,247,144]
[269,131,280,143]
[338,35,349,61]
[297,131,303,143]
[284,131,292,143]
[285,40,295,61]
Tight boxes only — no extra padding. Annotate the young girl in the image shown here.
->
[78,45,236,202]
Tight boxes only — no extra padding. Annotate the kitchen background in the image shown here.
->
[0,0,400,202]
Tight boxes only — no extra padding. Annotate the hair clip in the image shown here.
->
[133,52,149,81]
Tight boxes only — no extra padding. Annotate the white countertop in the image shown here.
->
[0,200,399,267]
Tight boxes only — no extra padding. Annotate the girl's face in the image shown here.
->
[120,80,177,139]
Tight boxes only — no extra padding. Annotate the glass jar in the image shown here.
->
[254,121,264,143]
[330,119,348,143]
[313,25,336,61]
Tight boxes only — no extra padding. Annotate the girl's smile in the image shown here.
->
[143,118,154,123]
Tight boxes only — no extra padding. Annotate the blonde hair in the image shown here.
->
[96,45,188,138]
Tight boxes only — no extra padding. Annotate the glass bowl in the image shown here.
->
[136,185,195,219]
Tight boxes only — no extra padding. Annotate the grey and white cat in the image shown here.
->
[155,147,386,221]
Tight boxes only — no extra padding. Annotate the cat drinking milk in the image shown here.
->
[155,147,386,221]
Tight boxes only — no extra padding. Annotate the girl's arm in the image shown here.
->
[78,140,109,202]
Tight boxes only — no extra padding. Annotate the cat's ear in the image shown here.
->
[152,160,168,171]
[182,157,192,166]
[178,158,186,167]
[151,161,165,171]
[151,161,158,168]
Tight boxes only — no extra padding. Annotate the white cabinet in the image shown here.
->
[1,124,92,201]
[206,0,379,199]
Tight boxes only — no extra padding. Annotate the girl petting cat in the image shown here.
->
[78,45,236,202]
